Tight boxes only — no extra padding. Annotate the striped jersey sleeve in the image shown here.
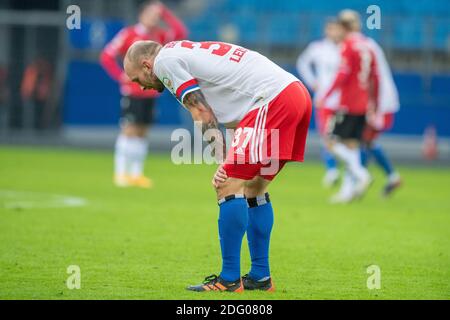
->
[154,56,200,104]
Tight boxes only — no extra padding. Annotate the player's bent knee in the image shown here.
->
[121,123,148,137]
[215,178,246,200]
[344,139,359,149]
[245,177,270,199]
[326,138,337,150]
[136,125,149,137]
[122,125,139,137]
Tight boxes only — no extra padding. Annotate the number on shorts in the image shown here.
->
[232,127,254,150]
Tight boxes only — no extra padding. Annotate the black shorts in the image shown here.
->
[329,112,366,141]
[120,96,155,126]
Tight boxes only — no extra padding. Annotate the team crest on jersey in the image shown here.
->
[163,77,174,93]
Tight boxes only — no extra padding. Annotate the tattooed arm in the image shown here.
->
[183,90,226,163]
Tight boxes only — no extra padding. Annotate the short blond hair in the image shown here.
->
[338,9,361,32]
[125,40,162,65]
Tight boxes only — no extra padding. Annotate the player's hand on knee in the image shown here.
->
[212,165,228,188]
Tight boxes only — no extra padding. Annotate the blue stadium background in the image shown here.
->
[64,0,450,137]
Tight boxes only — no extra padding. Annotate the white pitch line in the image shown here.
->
[0,190,88,210]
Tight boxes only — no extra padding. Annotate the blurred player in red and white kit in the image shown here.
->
[297,19,342,188]
[319,12,379,203]
[100,0,187,188]
[338,11,402,197]
[124,40,311,292]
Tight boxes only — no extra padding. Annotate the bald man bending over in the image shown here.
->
[124,40,312,292]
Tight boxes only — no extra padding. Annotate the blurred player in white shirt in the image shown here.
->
[339,10,402,198]
[297,20,342,188]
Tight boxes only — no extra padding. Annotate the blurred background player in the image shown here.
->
[100,0,188,188]
[320,12,379,203]
[0,64,10,132]
[339,10,402,198]
[297,19,342,188]
[20,58,53,130]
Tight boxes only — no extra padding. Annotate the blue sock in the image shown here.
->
[247,193,274,281]
[321,147,337,171]
[218,195,248,282]
[360,146,370,167]
[370,143,394,176]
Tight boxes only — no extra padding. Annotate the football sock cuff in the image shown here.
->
[218,194,246,206]
[247,193,271,208]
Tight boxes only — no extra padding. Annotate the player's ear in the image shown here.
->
[142,59,152,71]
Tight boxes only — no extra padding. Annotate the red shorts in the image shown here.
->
[223,81,312,181]
[315,107,336,136]
[363,113,395,142]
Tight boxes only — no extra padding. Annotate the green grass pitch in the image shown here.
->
[0,146,449,300]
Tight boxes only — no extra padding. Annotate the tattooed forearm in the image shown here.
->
[183,90,226,162]
[183,89,208,109]
[184,90,219,136]
[201,121,218,136]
